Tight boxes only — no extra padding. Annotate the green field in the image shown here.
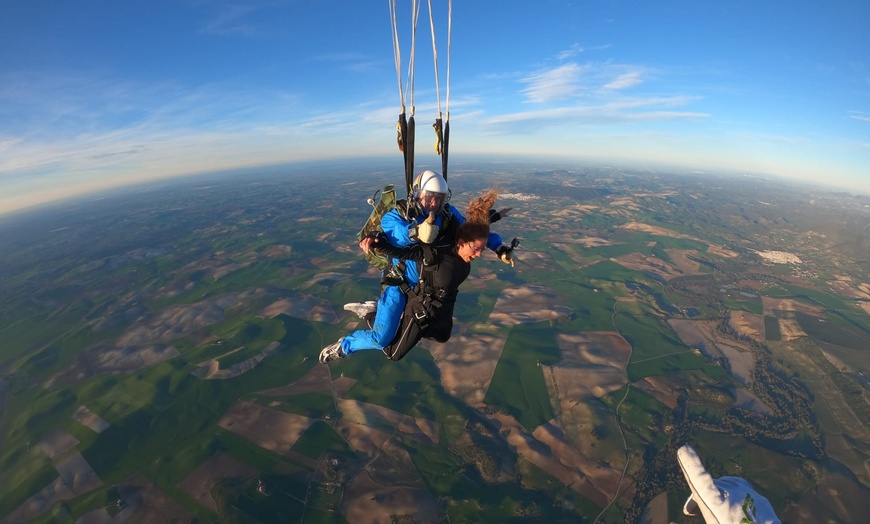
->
[615,301,712,381]
[484,323,559,430]
[764,315,782,341]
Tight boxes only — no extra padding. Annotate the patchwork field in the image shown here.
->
[668,319,756,384]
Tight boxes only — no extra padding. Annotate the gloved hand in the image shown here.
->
[416,212,439,244]
[677,445,781,524]
[359,233,386,254]
[496,245,515,267]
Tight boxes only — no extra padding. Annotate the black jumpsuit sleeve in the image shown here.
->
[372,233,426,262]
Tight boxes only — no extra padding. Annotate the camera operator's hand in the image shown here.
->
[677,445,781,524]
[496,245,515,267]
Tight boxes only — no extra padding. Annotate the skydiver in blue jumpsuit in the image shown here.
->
[319,170,513,363]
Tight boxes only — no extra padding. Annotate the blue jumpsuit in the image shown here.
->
[341,204,503,354]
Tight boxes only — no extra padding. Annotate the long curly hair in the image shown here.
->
[455,187,499,245]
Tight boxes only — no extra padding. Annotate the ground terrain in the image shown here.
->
[1,161,869,523]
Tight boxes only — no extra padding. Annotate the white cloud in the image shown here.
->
[487,96,707,126]
[200,5,261,36]
[556,43,612,61]
[604,70,644,89]
[556,44,586,61]
[520,62,650,103]
[521,63,585,103]
[849,111,870,122]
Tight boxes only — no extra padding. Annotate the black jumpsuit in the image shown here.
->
[372,225,471,361]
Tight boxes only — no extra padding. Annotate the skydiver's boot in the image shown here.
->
[344,301,377,319]
[319,338,346,364]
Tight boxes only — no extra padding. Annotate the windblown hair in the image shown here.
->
[455,187,499,245]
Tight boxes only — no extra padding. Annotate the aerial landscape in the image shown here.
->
[0,161,868,523]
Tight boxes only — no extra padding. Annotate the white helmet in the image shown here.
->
[414,170,449,196]
[413,170,450,212]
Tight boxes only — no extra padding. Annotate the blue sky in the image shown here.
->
[1,1,868,214]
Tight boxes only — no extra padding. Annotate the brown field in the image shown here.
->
[784,470,870,524]
[827,278,870,300]
[262,295,339,323]
[465,267,498,289]
[488,284,573,327]
[732,388,773,415]
[193,341,281,380]
[635,377,680,410]
[421,334,507,404]
[488,413,633,509]
[2,453,103,523]
[176,452,258,514]
[262,244,293,258]
[736,279,765,290]
[761,296,824,316]
[330,375,358,398]
[728,310,765,342]
[218,400,316,467]
[620,222,700,241]
[37,430,79,460]
[770,339,870,486]
[162,255,256,291]
[618,221,737,259]
[123,289,268,346]
[858,301,870,316]
[212,261,253,280]
[513,249,564,272]
[335,419,391,457]
[707,245,739,258]
[542,233,613,247]
[550,332,631,400]
[546,331,634,464]
[77,474,194,524]
[668,319,755,384]
[71,405,110,433]
[550,204,598,221]
[550,243,589,265]
[258,361,333,396]
[342,471,444,524]
[365,436,424,486]
[576,236,615,247]
[337,399,439,446]
[47,289,276,387]
[608,198,643,212]
[304,271,351,287]
[611,252,684,281]
[663,249,705,276]
[778,318,807,340]
[639,491,669,524]
[310,257,356,271]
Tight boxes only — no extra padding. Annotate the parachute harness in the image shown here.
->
[389,0,452,206]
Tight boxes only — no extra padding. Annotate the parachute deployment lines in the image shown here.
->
[389,0,453,196]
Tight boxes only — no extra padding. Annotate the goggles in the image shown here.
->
[419,191,446,206]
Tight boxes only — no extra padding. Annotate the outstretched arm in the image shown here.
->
[489,207,512,223]
[677,444,781,524]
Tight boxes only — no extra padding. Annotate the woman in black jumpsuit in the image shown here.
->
[365,188,503,361]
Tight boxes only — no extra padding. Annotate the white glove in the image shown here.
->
[416,212,439,244]
[677,445,781,524]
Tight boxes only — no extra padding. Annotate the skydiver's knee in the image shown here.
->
[371,328,396,348]
[429,329,452,344]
